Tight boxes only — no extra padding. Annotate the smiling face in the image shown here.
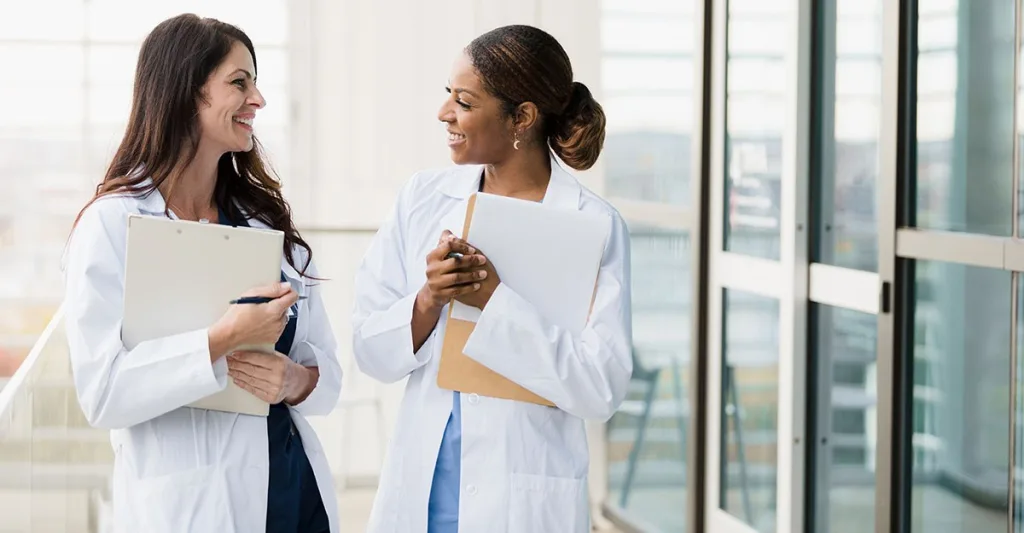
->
[437,52,516,165]
[197,40,265,154]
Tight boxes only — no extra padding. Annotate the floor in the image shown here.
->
[606,484,1008,533]
[336,488,622,533]
[336,488,375,533]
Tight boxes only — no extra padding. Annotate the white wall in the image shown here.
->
[284,0,608,503]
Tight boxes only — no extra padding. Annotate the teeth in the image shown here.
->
[448,133,465,141]
[234,117,253,126]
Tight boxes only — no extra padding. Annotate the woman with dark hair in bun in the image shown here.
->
[352,24,633,533]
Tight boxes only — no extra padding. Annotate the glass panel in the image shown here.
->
[816,0,882,271]
[86,1,288,45]
[911,261,1010,532]
[0,45,84,84]
[601,0,696,16]
[602,57,694,94]
[607,228,690,532]
[601,17,694,54]
[1018,6,1024,229]
[1017,276,1024,533]
[258,129,291,180]
[88,45,140,86]
[0,0,84,40]
[915,0,1014,235]
[721,290,779,532]
[813,305,877,533]
[0,87,84,128]
[604,95,694,134]
[601,3,694,530]
[87,86,133,127]
[724,0,790,259]
[254,48,288,87]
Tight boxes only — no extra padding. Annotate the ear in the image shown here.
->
[512,102,540,134]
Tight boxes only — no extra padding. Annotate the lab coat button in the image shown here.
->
[468,393,479,405]
[466,484,478,496]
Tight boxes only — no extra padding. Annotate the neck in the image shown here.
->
[159,144,224,215]
[483,148,551,201]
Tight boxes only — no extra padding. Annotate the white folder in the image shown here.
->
[121,214,284,416]
[449,192,611,332]
[437,192,612,405]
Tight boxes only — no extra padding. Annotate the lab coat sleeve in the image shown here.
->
[351,181,432,383]
[62,201,227,430]
[463,212,634,421]
[288,259,343,416]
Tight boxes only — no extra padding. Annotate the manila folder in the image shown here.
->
[437,193,611,406]
[121,214,284,417]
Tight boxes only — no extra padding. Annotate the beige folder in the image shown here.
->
[436,193,608,407]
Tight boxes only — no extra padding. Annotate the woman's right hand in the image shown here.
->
[416,230,489,312]
[208,281,299,360]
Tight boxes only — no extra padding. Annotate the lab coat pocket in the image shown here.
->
[121,464,231,532]
[508,473,588,533]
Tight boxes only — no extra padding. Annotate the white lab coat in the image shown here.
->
[352,156,634,533]
[62,184,342,533]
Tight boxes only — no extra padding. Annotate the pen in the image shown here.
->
[229,296,308,305]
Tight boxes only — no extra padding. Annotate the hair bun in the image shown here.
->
[550,82,606,171]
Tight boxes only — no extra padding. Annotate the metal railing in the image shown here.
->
[0,307,114,533]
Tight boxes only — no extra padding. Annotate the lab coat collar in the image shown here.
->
[437,153,583,210]
[131,178,304,282]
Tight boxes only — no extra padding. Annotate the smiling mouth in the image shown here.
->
[447,132,465,142]
[233,116,254,128]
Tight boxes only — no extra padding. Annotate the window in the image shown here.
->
[0,2,292,378]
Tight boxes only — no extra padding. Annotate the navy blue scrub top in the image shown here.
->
[218,208,329,533]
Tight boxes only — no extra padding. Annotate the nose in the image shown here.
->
[437,98,455,123]
[248,85,266,109]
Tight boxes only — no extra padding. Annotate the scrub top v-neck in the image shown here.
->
[217,208,329,533]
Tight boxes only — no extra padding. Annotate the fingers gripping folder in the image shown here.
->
[436,193,610,407]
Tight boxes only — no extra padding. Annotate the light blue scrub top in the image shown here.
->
[428,391,461,532]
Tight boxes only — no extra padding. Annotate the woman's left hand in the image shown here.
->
[227,351,316,405]
[454,243,501,310]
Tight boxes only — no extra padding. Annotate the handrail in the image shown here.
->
[0,304,64,426]
[299,225,380,235]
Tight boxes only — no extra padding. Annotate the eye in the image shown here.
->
[456,100,471,110]
[232,79,246,89]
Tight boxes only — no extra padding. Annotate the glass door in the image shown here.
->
[704,0,812,531]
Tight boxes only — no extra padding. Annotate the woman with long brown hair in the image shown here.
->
[62,14,340,533]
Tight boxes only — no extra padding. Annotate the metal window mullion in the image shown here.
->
[777,0,814,529]
[1011,272,1020,533]
[703,0,730,524]
[688,0,714,531]
[811,0,839,527]
[1006,3,1024,533]
[874,0,909,531]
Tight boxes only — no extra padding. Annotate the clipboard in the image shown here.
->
[121,214,284,417]
[436,193,610,406]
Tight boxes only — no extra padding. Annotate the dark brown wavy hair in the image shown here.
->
[73,14,312,275]
[466,25,607,171]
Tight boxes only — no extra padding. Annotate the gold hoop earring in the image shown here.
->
[513,131,520,151]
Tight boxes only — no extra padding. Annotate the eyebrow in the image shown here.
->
[231,68,255,80]
[452,87,479,98]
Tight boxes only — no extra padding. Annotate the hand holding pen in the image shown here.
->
[208,282,299,359]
